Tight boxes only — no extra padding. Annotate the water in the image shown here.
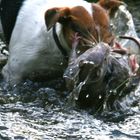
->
[125,0,140,37]
[0,1,140,140]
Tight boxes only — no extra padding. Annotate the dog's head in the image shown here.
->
[44,2,115,49]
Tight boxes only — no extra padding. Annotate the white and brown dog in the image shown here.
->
[0,0,119,85]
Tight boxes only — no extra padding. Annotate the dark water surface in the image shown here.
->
[0,1,140,140]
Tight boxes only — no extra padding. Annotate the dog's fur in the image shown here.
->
[1,0,115,85]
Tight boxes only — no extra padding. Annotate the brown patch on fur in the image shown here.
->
[45,6,97,47]
[61,6,97,47]
[92,3,114,45]
[44,4,114,48]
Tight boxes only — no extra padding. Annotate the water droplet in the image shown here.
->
[13,84,17,88]
[77,50,81,54]
[99,95,102,99]
[92,42,95,46]
[69,69,73,74]
[113,90,117,94]
[60,62,63,65]
[109,90,113,93]
[86,94,89,98]
[88,61,94,65]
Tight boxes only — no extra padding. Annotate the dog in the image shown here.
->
[0,0,118,85]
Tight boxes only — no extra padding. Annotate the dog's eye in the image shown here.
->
[70,23,80,31]
[71,24,88,37]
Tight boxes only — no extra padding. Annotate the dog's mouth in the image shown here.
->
[70,35,97,57]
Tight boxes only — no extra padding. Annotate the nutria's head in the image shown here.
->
[64,42,110,107]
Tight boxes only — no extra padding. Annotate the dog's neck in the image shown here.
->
[53,23,71,59]
[53,24,68,59]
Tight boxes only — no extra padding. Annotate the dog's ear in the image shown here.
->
[44,7,71,31]
[98,0,125,17]
[98,0,124,9]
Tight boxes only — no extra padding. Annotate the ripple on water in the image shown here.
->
[0,81,139,139]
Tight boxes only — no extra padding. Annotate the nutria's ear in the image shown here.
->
[44,7,71,31]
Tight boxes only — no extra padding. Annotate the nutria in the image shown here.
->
[64,34,139,110]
